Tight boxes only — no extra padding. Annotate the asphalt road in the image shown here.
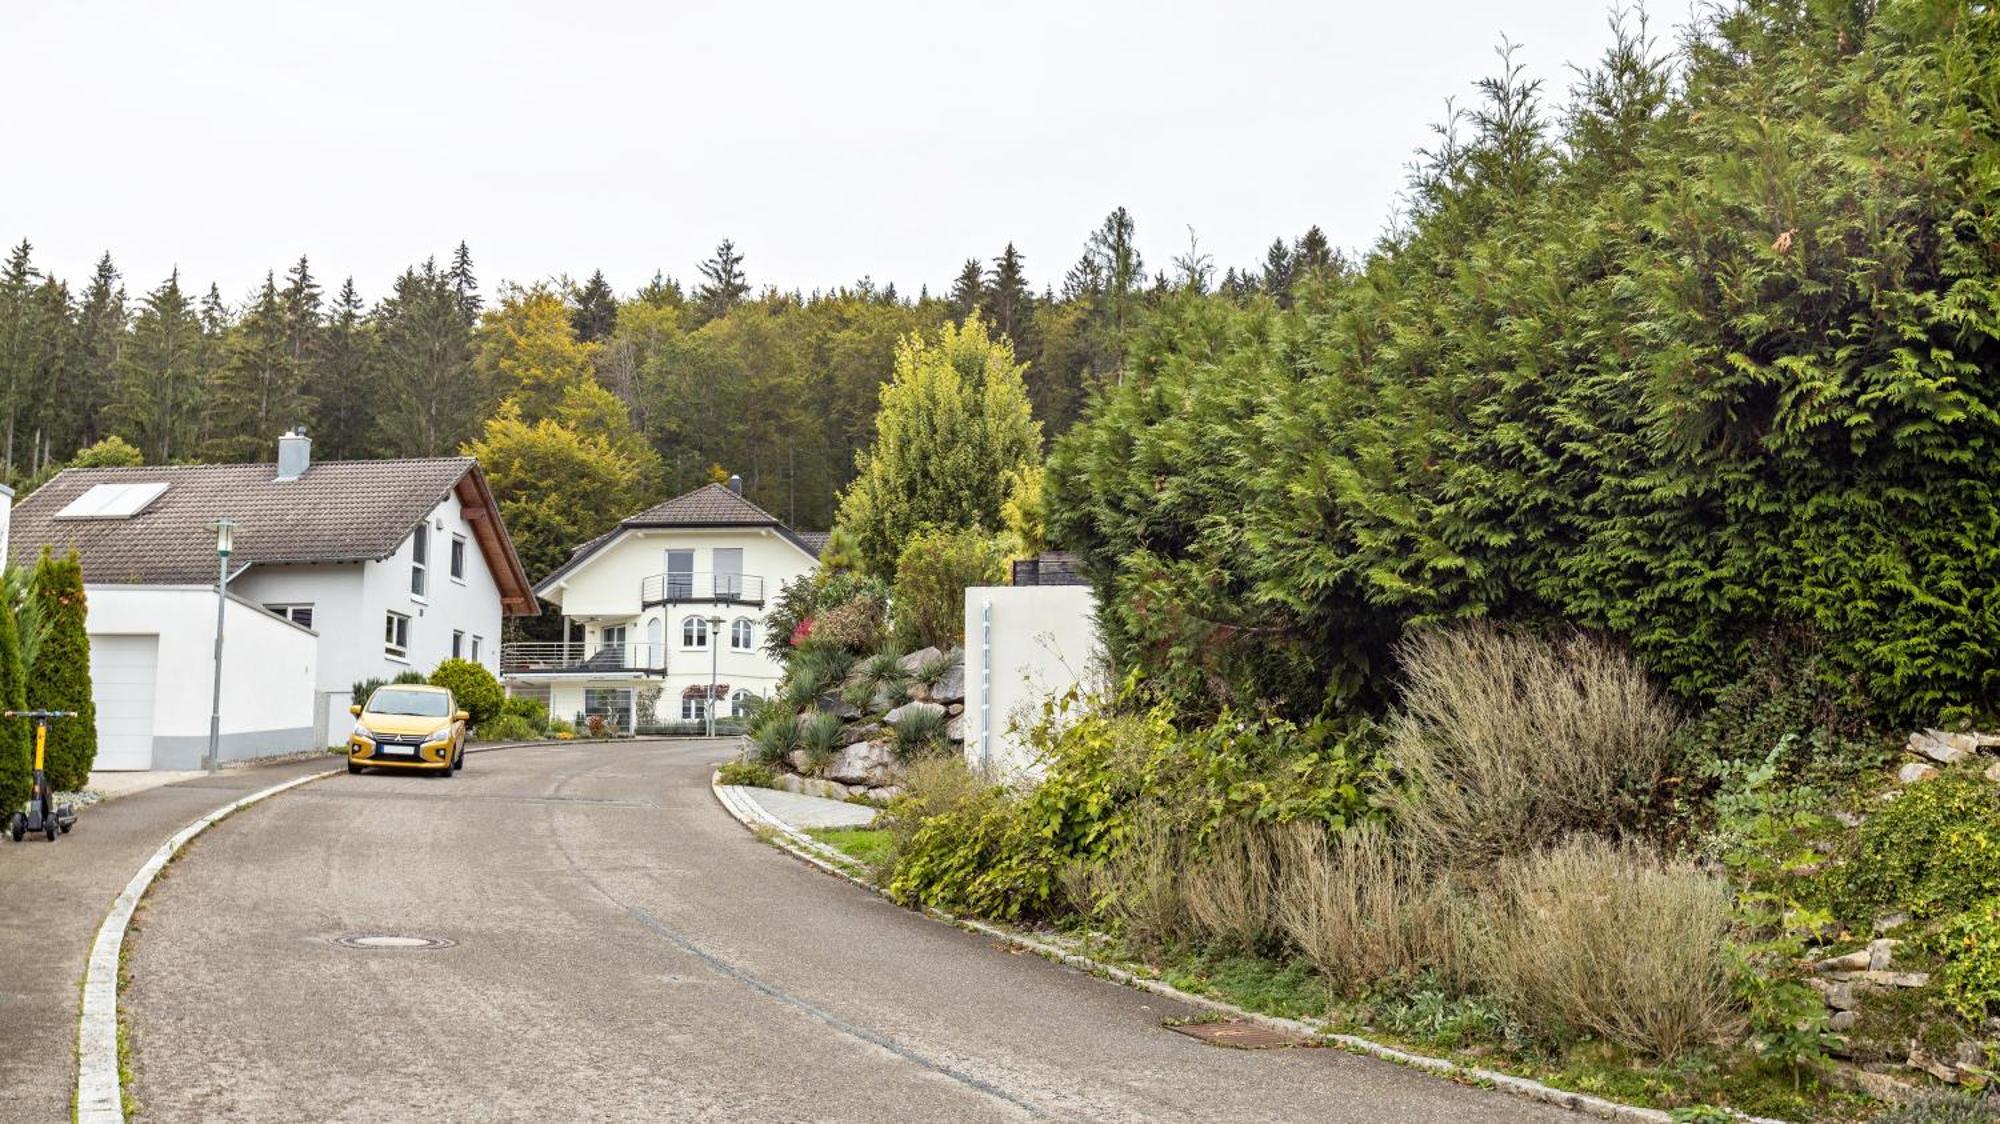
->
[119,739,1571,1122]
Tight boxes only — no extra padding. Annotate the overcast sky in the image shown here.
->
[4,1,1630,305]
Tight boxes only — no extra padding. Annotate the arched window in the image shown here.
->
[682,616,709,648]
[730,689,755,716]
[730,618,754,651]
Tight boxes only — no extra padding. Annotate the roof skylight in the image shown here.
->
[54,482,171,520]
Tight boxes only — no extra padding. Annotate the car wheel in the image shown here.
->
[454,746,464,771]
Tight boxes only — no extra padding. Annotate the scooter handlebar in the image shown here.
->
[2,710,80,719]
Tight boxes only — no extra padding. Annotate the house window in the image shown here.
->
[583,688,633,731]
[452,630,464,659]
[681,696,708,721]
[471,635,483,662]
[450,535,466,581]
[384,611,410,658]
[730,618,754,651]
[410,528,429,597]
[730,689,755,716]
[682,616,709,648]
[264,603,314,629]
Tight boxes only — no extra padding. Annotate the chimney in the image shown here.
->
[276,429,312,481]
[727,473,742,495]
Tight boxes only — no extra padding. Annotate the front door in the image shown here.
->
[713,547,743,599]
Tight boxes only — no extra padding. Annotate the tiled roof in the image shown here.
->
[534,483,823,593]
[8,459,538,614]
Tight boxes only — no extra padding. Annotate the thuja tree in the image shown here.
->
[1052,4,2000,727]
[27,550,96,790]
[0,584,28,808]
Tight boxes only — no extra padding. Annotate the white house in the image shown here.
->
[508,479,823,730]
[6,432,538,769]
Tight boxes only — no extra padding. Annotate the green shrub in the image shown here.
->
[476,714,541,743]
[717,759,776,787]
[1929,898,2000,1023]
[0,593,28,808]
[811,594,888,654]
[1834,775,2000,925]
[1384,626,1680,871]
[1476,837,1742,1061]
[885,758,1061,919]
[27,550,95,791]
[547,717,576,737]
[890,527,1006,651]
[764,571,890,660]
[500,695,546,725]
[429,659,503,728]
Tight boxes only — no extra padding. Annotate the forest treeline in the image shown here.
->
[0,212,1339,547]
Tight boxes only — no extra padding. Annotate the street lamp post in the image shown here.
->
[705,614,724,737]
[205,519,237,775]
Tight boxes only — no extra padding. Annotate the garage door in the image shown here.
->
[89,634,158,771]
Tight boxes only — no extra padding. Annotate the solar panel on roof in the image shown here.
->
[53,481,170,520]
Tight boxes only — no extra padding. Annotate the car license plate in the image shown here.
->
[375,744,413,756]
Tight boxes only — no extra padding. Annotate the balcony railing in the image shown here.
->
[639,571,766,607]
[499,642,667,676]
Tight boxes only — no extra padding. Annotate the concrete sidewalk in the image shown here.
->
[0,755,336,1121]
[727,784,878,829]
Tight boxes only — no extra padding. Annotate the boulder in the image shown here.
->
[947,713,965,742]
[837,721,882,748]
[885,700,947,727]
[929,663,966,704]
[818,693,862,721]
[1869,938,1902,971]
[866,784,905,803]
[1897,762,1939,785]
[1827,1010,1860,1033]
[947,702,964,717]
[770,773,853,801]
[1815,949,1871,974]
[784,749,813,774]
[897,646,943,674]
[1986,760,2000,785]
[824,740,900,787]
[1909,729,1973,765]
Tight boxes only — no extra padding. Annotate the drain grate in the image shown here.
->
[332,934,456,951]
[1164,1019,1316,1050]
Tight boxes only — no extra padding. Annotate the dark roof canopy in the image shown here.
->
[535,483,823,593]
[8,459,538,615]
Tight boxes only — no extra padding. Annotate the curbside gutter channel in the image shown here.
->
[75,738,576,1122]
[710,776,1790,1124]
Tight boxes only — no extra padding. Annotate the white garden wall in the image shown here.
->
[961,585,1101,781]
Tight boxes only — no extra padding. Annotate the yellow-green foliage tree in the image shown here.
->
[473,284,598,422]
[836,315,1041,577]
[892,527,1008,650]
[26,550,95,791]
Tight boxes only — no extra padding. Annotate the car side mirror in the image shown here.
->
[349,704,362,716]
[455,711,469,723]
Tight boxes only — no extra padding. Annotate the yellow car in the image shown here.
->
[347,684,468,777]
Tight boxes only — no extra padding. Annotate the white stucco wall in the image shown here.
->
[232,488,505,740]
[962,585,1102,781]
[534,526,817,725]
[85,585,318,769]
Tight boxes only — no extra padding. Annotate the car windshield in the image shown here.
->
[367,689,450,718]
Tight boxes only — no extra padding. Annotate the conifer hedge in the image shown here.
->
[1049,4,2000,727]
[0,583,29,809]
[27,551,96,790]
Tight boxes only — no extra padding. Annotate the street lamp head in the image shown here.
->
[705,614,724,627]
[211,518,238,558]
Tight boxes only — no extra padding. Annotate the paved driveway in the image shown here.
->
[117,739,1570,1121]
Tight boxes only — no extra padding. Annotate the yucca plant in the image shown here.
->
[749,710,803,766]
[889,704,949,758]
[910,647,962,696]
[845,648,910,712]
[798,710,845,773]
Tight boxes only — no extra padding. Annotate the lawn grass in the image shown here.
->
[806,826,894,871]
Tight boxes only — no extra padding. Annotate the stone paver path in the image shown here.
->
[730,783,878,828]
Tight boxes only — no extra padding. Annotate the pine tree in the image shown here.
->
[309,278,375,460]
[948,258,985,321]
[0,241,50,477]
[447,241,481,324]
[111,272,205,463]
[205,273,312,460]
[571,270,617,342]
[67,254,126,453]
[23,276,72,477]
[0,573,28,811]
[375,259,484,455]
[27,550,94,792]
[280,255,323,372]
[1260,238,1295,304]
[1293,225,1335,277]
[693,239,750,321]
[983,244,1036,348]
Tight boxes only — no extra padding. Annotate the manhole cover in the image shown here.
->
[331,934,455,951]
[1164,1019,1315,1050]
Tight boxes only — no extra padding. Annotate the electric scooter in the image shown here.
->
[6,710,79,843]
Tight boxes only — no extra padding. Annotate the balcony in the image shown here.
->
[639,571,766,608]
[500,642,667,677]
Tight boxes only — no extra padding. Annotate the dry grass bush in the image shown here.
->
[1274,822,1468,992]
[884,756,983,853]
[1062,810,1195,948]
[1385,624,1679,871]
[1180,821,1284,951]
[1474,836,1742,1060]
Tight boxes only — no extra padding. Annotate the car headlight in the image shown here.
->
[424,724,454,745]
[351,722,375,742]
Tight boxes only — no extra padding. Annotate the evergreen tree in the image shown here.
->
[1260,238,1295,304]
[309,278,375,460]
[1292,225,1336,279]
[280,255,322,373]
[111,272,205,463]
[23,276,73,477]
[983,244,1036,348]
[0,572,28,811]
[205,273,311,460]
[447,241,481,324]
[0,241,52,477]
[67,254,126,453]
[570,270,617,342]
[948,258,984,321]
[693,239,750,321]
[26,550,94,792]
[374,259,484,455]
